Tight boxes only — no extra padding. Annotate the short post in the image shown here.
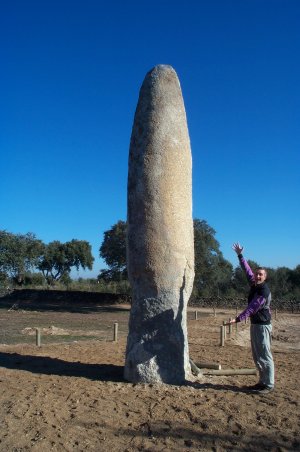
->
[229,318,232,334]
[194,310,198,320]
[235,321,238,333]
[223,321,227,340]
[220,326,225,346]
[213,307,216,317]
[236,305,238,316]
[36,328,41,347]
[195,361,222,370]
[113,322,118,342]
[275,308,277,320]
[189,359,201,376]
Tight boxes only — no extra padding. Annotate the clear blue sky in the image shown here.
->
[1,0,299,277]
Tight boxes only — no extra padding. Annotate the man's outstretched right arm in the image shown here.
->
[232,242,255,286]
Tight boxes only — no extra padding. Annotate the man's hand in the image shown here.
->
[224,319,237,325]
[232,242,244,255]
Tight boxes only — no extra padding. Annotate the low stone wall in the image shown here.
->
[1,290,299,313]
[0,289,131,310]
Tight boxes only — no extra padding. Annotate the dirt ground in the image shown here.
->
[0,303,299,451]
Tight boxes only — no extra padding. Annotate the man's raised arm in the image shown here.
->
[232,242,255,286]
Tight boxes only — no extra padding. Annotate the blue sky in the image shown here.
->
[1,0,299,277]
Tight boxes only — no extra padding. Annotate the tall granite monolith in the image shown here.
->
[124,65,194,384]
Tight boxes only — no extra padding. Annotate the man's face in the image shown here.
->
[255,269,267,284]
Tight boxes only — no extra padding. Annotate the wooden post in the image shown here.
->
[223,321,227,340]
[236,305,238,316]
[194,310,198,320]
[220,326,225,346]
[36,328,41,347]
[235,321,238,333]
[202,368,257,376]
[229,318,232,334]
[113,322,118,342]
[275,308,277,320]
[213,307,216,317]
[195,362,221,370]
[189,359,202,376]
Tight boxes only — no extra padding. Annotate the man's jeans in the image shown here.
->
[250,324,275,388]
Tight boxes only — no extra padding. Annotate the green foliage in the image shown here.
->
[97,218,300,300]
[266,266,293,300]
[97,279,131,294]
[0,230,44,284]
[23,272,46,286]
[3,221,297,299]
[0,271,9,288]
[289,265,300,287]
[60,272,73,287]
[53,277,131,294]
[38,239,94,284]
[98,218,235,297]
[288,265,300,298]
[99,221,127,281]
[193,219,233,297]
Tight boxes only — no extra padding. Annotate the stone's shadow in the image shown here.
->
[105,422,293,451]
[0,351,125,382]
[0,351,260,393]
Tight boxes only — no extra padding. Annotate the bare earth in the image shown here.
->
[0,305,299,451]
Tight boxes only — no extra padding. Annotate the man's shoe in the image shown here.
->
[253,385,274,394]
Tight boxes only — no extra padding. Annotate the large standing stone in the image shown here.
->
[124,65,194,384]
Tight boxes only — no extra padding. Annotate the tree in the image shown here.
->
[98,219,300,298]
[0,230,44,284]
[99,221,127,281]
[98,218,235,294]
[288,265,300,298]
[215,256,234,296]
[289,265,300,286]
[267,266,292,299]
[193,219,233,297]
[38,239,94,284]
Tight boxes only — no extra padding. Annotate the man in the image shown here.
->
[229,243,275,394]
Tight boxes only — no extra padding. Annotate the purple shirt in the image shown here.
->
[236,256,266,323]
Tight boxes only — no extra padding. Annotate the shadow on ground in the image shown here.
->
[0,351,251,393]
[0,351,125,381]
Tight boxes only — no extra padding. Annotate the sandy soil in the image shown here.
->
[0,305,299,451]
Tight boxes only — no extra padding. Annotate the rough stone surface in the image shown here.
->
[124,65,194,384]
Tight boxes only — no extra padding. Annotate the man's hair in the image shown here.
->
[256,267,267,277]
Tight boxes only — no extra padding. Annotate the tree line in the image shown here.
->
[0,231,93,287]
[1,221,299,300]
[99,220,300,300]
